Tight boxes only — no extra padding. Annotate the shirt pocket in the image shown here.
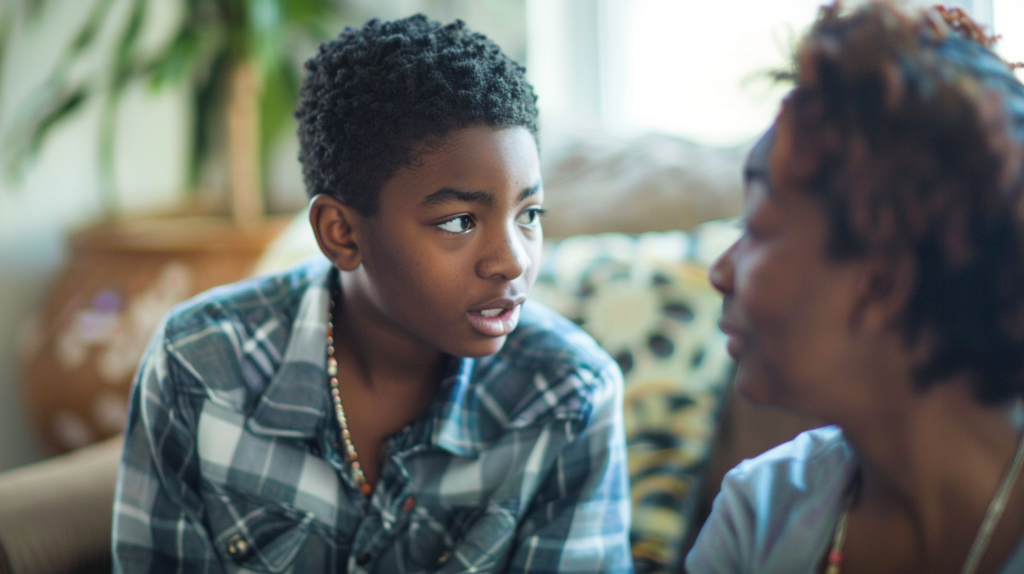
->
[403,501,519,572]
[205,486,339,574]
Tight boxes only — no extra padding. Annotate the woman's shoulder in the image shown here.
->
[731,425,853,485]
[724,426,855,522]
[687,426,856,573]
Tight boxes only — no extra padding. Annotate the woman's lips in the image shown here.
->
[725,334,745,358]
[467,305,521,337]
[719,320,745,358]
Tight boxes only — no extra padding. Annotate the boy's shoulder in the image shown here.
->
[505,300,615,375]
[467,300,622,430]
[162,257,328,340]
[154,257,331,406]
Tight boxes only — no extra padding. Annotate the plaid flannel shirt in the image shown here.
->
[112,256,633,573]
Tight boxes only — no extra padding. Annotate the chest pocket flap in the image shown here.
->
[213,503,315,573]
[405,501,519,572]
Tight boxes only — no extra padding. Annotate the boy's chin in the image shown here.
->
[447,335,509,359]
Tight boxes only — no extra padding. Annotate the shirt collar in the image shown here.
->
[247,260,333,439]
[247,260,485,457]
[414,355,482,457]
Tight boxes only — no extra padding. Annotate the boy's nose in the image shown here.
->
[477,226,530,281]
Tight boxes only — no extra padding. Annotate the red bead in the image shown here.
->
[403,496,416,512]
[828,551,843,565]
[361,483,373,496]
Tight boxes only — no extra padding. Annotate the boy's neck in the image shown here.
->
[334,270,448,391]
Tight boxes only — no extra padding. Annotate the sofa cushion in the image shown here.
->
[539,131,747,238]
[531,227,736,574]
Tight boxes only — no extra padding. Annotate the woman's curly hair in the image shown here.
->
[295,14,539,215]
[773,1,1024,404]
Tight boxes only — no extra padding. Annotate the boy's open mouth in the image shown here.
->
[467,300,523,337]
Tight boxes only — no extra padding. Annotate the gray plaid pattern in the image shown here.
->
[112,257,633,573]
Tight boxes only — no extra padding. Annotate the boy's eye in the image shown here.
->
[437,215,474,234]
[516,207,546,228]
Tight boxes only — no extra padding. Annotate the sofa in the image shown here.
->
[0,133,822,574]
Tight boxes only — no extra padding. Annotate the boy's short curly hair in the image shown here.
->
[773,2,1024,404]
[294,14,539,215]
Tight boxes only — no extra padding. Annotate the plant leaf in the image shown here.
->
[28,88,89,157]
[18,0,116,131]
[85,0,148,213]
[283,0,336,44]
[249,0,286,78]
[259,56,298,183]
[188,51,230,191]
[25,0,48,21]
[282,0,335,27]
[0,9,12,131]
[110,0,147,91]
[9,0,341,207]
[97,96,119,214]
[4,86,91,181]
[147,27,200,91]
[68,0,117,55]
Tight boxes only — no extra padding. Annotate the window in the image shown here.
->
[529,0,1012,147]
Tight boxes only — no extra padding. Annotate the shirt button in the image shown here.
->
[438,550,451,565]
[356,551,372,565]
[227,534,252,561]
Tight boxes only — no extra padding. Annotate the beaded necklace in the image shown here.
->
[327,286,372,497]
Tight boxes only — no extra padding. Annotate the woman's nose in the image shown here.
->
[709,241,737,297]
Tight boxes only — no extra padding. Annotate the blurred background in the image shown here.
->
[0,0,1020,472]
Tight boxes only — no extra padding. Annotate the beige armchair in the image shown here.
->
[0,436,121,574]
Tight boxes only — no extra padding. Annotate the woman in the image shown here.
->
[687,3,1024,574]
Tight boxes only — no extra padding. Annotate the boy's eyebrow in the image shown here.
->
[517,182,542,203]
[421,182,543,207]
[421,187,495,207]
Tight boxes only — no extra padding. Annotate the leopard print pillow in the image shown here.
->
[531,226,736,574]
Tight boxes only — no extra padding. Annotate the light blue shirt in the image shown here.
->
[686,426,1024,574]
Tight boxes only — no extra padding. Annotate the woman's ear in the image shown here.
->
[851,249,917,334]
[309,194,364,271]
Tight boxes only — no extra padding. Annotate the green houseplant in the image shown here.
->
[7,0,343,454]
[7,0,339,221]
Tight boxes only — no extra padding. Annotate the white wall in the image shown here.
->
[0,0,188,470]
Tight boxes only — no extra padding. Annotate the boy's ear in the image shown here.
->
[309,194,364,272]
[850,248,917,335]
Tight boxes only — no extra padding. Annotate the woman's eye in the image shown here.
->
[437,215,474,233]
[739,215,767,240]
[517,207,546,228]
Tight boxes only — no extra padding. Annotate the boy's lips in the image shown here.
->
[467,297,524,337]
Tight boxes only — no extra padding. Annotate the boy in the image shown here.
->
[112,14,632,574]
